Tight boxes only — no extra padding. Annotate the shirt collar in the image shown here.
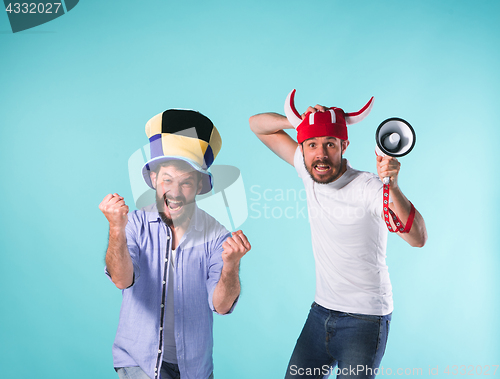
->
[187,204,204,232]
[145,203,161,223]
[317,159,356,190]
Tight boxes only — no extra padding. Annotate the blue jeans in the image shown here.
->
[116,362,214,379]
[285,302,391,379]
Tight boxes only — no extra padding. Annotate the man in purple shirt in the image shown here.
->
[99,109,251,379]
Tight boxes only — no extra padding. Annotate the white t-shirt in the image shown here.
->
[294,147,393,316]
[163,249,177,364]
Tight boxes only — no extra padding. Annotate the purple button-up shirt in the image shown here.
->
[106,203,233,379]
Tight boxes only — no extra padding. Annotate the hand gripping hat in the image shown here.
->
[284,89,374,144]
[142,109,222,195]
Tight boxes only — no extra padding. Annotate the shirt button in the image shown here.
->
[163,281,166,284]
[158,349,162,353]
[160,327,163,331]
[165,258,168,262]
[155,368,157,372]
[167,236,170,240]
[161,304,164,308]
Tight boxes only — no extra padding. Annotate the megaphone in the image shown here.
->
[375,117,416,184]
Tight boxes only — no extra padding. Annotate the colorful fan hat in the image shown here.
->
[142,109,222,194]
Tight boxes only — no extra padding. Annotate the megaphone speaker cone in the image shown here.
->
[382,133,401,152]
[375,118,416,157]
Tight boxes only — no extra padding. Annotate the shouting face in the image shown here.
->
[150,162,203,227]
[300,136,349,184]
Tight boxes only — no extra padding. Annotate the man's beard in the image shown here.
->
[156,193,194,228]
[303,154,344,184]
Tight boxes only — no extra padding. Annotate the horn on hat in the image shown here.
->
[345,97,374,125]
[284,89,303,128]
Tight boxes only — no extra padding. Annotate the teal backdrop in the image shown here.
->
[1,1,499,378]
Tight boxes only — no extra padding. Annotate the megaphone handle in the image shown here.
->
[383,183,415,233]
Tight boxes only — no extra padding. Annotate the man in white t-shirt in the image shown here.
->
[249,91,427,379]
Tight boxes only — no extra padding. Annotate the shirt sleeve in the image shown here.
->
[104,211,142,286]
[206,230,236,315]
[293,145,307,179]
[364,173,388,218]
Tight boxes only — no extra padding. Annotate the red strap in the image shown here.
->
[383,183,415,233]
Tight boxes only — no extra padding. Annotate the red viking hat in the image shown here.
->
[284,89,374,144]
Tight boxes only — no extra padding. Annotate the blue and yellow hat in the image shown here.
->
[142,109,222,194]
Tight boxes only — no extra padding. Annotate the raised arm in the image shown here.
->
[249,112,298,166]
[99,193,134,289]
[212,230,251,314]
[377,156,428,247]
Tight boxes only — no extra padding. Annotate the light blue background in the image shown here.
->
[1,1,499,378]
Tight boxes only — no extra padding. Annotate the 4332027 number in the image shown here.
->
[5,3,63,14]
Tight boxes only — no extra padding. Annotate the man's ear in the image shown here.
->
[299,143,303,154]
[150,171,157,190]
[342,140,350,154]
[196,174,203,195]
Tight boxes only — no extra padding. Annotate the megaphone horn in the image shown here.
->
[375,117,416,184]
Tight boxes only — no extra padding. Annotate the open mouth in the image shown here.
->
[314,163,331,173]
[165,199,183,212]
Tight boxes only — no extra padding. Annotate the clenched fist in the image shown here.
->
[99,193,129,230]
[376,156,401,188]
[222,230,251,269]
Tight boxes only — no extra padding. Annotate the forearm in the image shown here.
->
[389,186,428,247]
[249,113,298,165]
[105,227,134,289]
[249,112,294,136]
[212,262,241,315]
